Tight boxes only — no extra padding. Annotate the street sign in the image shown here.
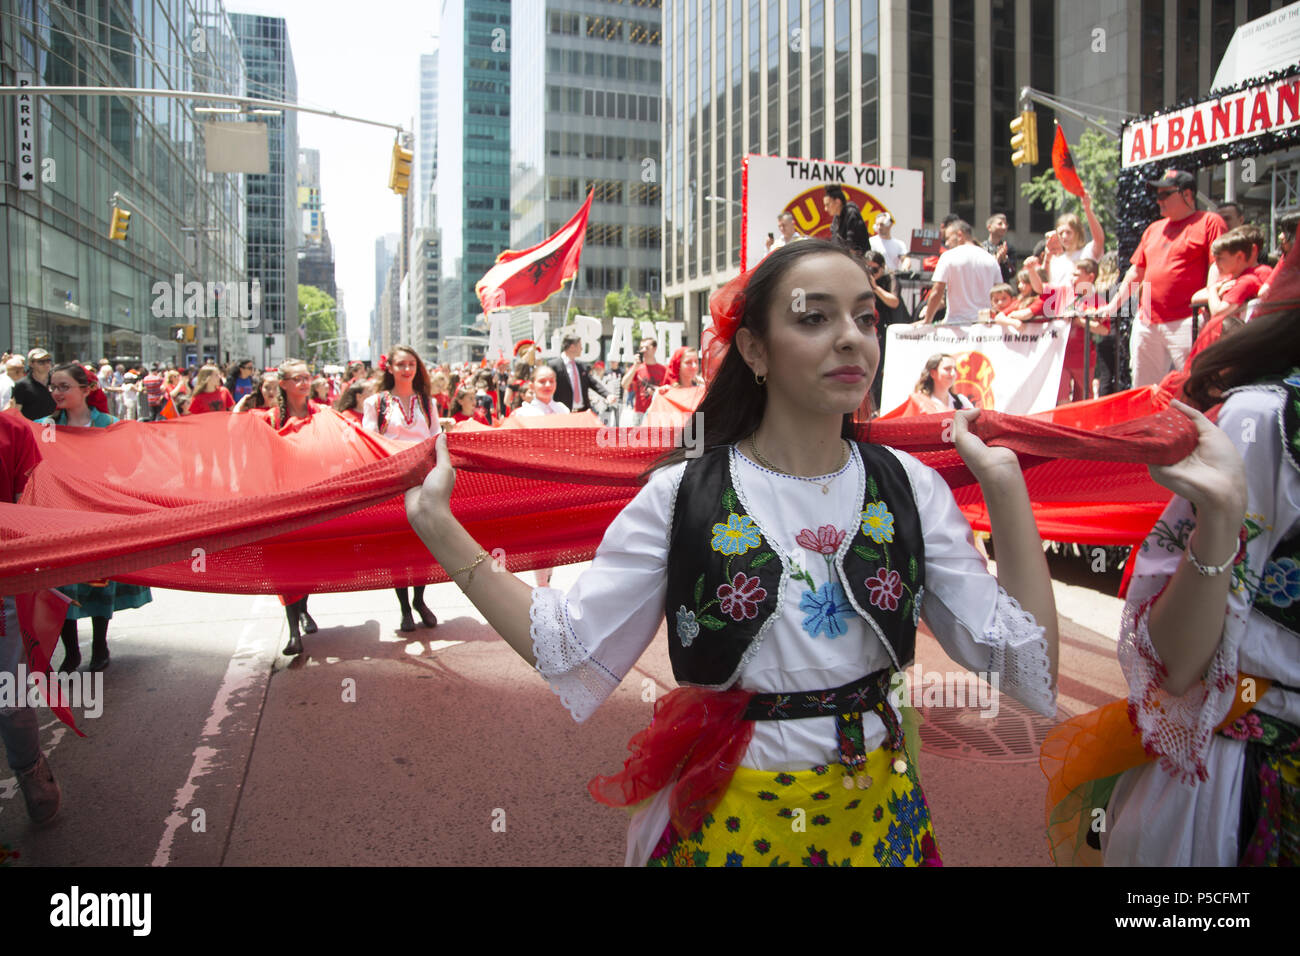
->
[15,72,35,191]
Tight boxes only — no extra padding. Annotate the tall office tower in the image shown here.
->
[230,13,299,364]
[297,148,336,300]
[371,233,399,357]
[0,1,247,365]
[511,0,664,342]
[437,0,511,362]
[419,50,440,228]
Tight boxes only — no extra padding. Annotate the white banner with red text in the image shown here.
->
[880,321,1070,416]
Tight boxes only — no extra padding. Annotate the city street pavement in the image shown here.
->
[1,552,1129,867]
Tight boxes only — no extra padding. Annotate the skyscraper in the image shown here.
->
[437,0,512,362]
[230,13,299,365]
[297,148,336,301]
[419,50,440,227]
[511,1,664,336]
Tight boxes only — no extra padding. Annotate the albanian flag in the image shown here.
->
[1052,124,1086,198]
[475,190,594,313]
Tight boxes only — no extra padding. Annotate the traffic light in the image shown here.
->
[108,206,131,240]
[1009,110,1038,167]
[388,139,413,195]
[170,324,196,343]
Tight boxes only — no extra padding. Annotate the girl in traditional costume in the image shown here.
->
[251,360,322,656]
[1062,243,1300,867]
[363,345,441,633]
[406,240,1061,866]
[39,362,152,672]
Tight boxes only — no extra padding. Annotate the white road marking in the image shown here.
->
[151,597,276,867]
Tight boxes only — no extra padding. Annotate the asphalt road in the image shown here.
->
[0,551,1130,867]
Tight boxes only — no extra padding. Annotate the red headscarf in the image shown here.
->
[702,267,751,382]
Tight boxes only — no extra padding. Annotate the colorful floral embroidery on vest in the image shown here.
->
[680,486,779,636]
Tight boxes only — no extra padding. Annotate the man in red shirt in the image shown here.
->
[620,336,667,426]
[1106,169,1226,387]
[141,364,165,421]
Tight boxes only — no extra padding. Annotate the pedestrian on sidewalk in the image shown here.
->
[406,238,1060,867]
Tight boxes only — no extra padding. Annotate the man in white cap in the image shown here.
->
[11,348,56,421]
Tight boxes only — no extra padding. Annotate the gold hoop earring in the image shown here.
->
[754,372,766,386]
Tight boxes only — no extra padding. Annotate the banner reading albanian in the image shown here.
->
[879,321,1070,416]
[742,155,924,270]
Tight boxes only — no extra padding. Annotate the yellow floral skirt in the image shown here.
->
[646,741,941,867]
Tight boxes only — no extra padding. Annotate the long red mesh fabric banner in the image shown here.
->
[0,389,1193,595]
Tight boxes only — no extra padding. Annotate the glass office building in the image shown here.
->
[437,0,511,362]
[229,12,297,364]
[511,0,663,333]
[1,0,247,365]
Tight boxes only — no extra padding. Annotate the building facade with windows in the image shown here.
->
[511,0,664,337]
[437,0,511,362]
[0,0,248,366]
[297,147,336,301]
[230,12,298,366]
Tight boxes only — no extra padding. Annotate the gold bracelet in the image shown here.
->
[450,548,490,587]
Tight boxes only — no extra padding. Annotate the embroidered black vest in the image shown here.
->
[665,442,925,689]
[1248,370,1300,638]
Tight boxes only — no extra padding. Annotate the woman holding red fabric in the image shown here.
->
[659,347,703,391]
[406,239,1062,866]
[38,362,152,672]
[251,359,320,655]
[362,345,441,633]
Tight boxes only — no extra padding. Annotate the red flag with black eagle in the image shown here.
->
[1052,123,1086,198]
[475,190,594,312]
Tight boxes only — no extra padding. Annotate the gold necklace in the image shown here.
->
[747,435,848,495]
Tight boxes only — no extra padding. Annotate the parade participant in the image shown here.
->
[450,386,483,424]
[1041,192,1105,287]
[10,348,56,421]
[362,346,441,633]
[0,410,62,824]
[38,363,152,672]
[430,371,452,418]
[405,238,1059,867]
[225,359,257,404]
[620,337,667,426]
[864,250,904,410]
[983,284,1026,330]
[911,353,975,413]
[1215,201,1244,231]
[187,364,235,414]
[1260,212,1298,298]
[513,365,570,418]
[333,381,367,423]
[1096,266,1300,866]
[233,371,279,414]
[1056,259,1107,404]
[163,369,189,415]
[141,364,165,420]
[1106,169,1226,387]
[660,347,703,390]
[311,377,331,404]
[251,360,321,655]
[823,184,869,257]
[548,335,609,414]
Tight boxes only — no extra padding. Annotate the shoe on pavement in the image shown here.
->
[300,612,318,635]
[414,604,438,628]
[400,610,416,633]
[16,752,61,825]
[87,650,110,672]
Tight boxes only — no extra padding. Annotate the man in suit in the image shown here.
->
[548,335,610,414]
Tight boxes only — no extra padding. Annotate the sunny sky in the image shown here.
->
[227,1,441,358]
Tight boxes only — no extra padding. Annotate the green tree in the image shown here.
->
[1019,127,1121,249]
[603,282,669,341]
[297,285,340,364]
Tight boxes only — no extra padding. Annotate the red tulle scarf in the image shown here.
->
[588,685,756,835]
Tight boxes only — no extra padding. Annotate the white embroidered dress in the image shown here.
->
[1103,385,1300,866]
[361,392,441,444]
[529,442,1057,866]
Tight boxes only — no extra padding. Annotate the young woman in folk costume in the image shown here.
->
[406,239,1060,866]
[363,345,442,633]
[37,362,152,672]
[1058,240,1300,867]
[250,359,324,655]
